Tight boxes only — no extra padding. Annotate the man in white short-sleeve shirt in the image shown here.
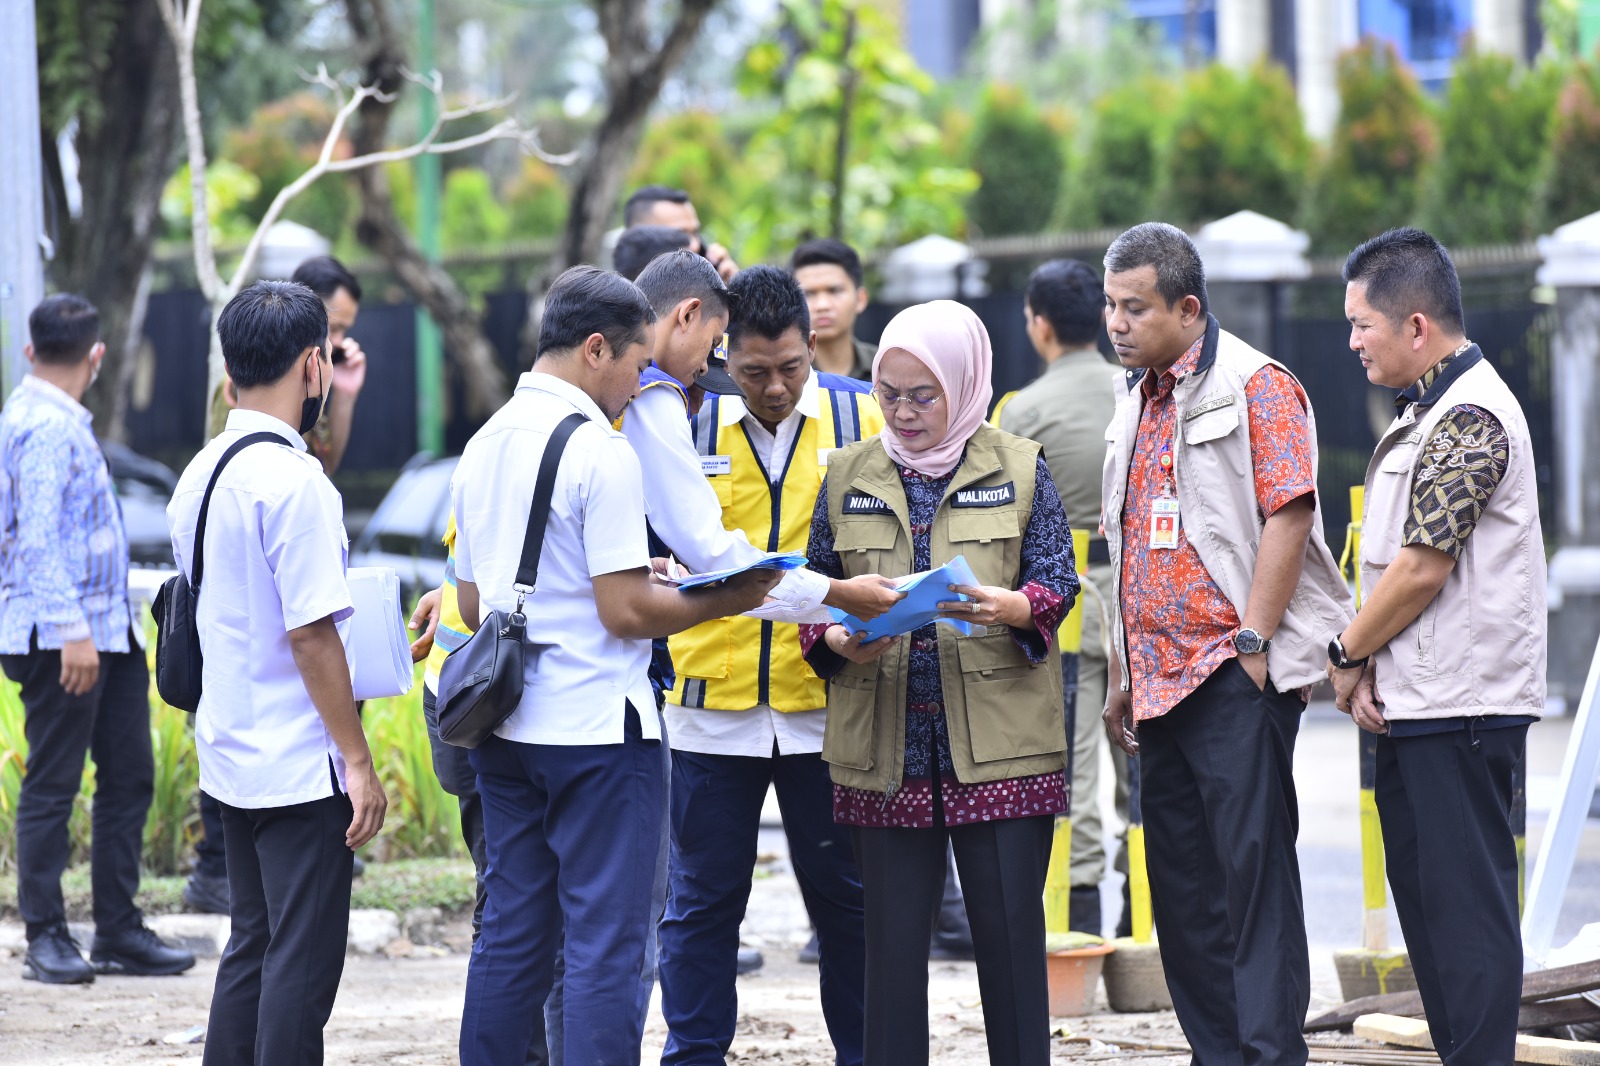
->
[168,281,385,1066]
[454,267,779,1066]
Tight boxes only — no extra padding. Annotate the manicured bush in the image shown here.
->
[1417,47,1563,246]
[1161,62,1309,225]
[1066,76,1177,229]
[1538,59,1600,231]
[505,157,569,241]
[1299,39,1437,255]
[626,110,744,236]
[964,84,1068,238]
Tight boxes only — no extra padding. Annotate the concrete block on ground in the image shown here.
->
[1102,938,1172,1012]
[1333,947,1416,1001]
[149,913,231,958]
[347,908,402,954]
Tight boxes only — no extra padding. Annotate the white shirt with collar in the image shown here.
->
[619,380,831,623]
[452,371,658,746]
[167,410,354,809]
[661,371,832,758]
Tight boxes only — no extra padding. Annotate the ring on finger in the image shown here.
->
[969,601,979,615]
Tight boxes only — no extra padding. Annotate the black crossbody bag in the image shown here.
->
[152,432,285,712]
[436,411,588,748]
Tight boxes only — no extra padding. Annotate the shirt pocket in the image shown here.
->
[947,509,1023,589]
[833,517,901,577]
[1182,404,1242,447]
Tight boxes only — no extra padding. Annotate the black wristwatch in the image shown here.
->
[1233,628,1272,655]
[1327,636,1368,671]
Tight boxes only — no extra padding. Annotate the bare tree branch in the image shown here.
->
[154,0,221,303]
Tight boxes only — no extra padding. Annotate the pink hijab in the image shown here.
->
[872,300,994,478]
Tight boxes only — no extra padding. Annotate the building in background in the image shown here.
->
[900,0,1541,137]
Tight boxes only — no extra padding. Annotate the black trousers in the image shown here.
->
[196,790,227,879]
[851,813,1054,1066]
[1139,658,1309,1066]
[203,780,354,1066]
[0,632,152,938]
[1376,723,1526,1066]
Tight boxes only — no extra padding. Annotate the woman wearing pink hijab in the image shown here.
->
[800,301,1079,1066]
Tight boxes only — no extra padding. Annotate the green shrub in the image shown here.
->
[1538,59,1600,230]
[223,92,356,241]
[1161,62,1309,225]
[964,84,1068,238]
[1418,47,1563,246]
[1299,39,1437,255]
[626,110,744,236]
[506,157,569,240]
[1065,77,1177,229]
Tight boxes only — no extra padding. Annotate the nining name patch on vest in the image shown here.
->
[952,482,1016,508]
[842,491,894,515]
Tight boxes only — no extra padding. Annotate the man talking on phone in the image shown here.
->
[290,256,369,476]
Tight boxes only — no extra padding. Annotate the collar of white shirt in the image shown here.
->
[516,370,611,425]
[17,374,93,425]
[717,368,821,428]
[224,408,310,450]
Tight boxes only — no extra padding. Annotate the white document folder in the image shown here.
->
[345,567,415,701]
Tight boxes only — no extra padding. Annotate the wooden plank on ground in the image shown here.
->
[1526,962,1600,1003]
[1307,994,1426,1032]
[1308,960,1600,1033]
[1519,997,1600,1030]
[1354,1015,1434,1050]
[1512,1035,1600,1065]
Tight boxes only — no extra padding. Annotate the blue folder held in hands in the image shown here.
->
[671,551,809,591]
[828,555,981,642]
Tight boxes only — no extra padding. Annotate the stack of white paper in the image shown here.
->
[345,567,415,700]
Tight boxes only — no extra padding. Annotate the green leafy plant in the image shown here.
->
[1538,59,1600,231]
[1418,47,1563,246]
[506,157,570,241]
[626,110,744,236]
[1299,39,1438,255]
[1161,62,1309,226]
[964,84,1069,238]
[1064,76,1179,229]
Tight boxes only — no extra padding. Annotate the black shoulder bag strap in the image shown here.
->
[190,431,286,594]
[511,412,589,609]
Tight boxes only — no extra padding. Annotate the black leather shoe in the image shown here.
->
[23,924,95,984]
[798,931,820,964]
[735,946,764,975]
[352,855,366,878]
[91,924,196,976]
[182,872,229,915]
[1069,886,1103,937]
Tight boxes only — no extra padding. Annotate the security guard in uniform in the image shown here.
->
[657,266,883,1066]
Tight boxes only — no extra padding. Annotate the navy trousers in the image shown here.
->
[459,704,664,1066]
[1138,658,1310,1066]
[659,748,866,1066]
[1377,723,1527,1066]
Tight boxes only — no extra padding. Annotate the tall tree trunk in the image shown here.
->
[41,0,181,441]
[345,0,510,420]
[527,0,719,359]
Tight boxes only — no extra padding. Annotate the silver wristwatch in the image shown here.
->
[1234,628,1272,655]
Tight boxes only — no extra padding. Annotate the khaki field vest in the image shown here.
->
[821,424,1066,795]
[1361,353,1547,720]
[1102,317,1355,692]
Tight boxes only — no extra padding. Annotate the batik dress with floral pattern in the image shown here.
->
[801,454,1078,829]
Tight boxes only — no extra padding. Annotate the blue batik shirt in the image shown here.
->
[0,375,130,653]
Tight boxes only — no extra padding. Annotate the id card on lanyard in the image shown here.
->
[1150,441,1180,550]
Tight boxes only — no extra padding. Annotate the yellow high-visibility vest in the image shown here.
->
[668,376,885,712]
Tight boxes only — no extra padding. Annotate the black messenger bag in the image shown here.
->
[436,411,587,748]
[153,432,285,711]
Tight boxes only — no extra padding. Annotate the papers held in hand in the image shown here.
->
[346,567,416,700]
[828,555,981,643]
[667,552,810,591]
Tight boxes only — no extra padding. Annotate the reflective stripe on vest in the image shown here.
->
[668,386,884,712]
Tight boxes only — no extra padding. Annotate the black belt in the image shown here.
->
[1086,538,1109,566]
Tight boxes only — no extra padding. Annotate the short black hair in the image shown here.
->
[1342,227,1465,335]
[290,255,362,303]
[614,225,694,282]
[1026,259,1104,347]
[726,265,810,352]
[217,280,330,389]
[28,294,100,365]
[634,250,732,320]
[791,238,864,288]
[1104,222,1209,315]
[623,185,692,228]
[537,266,657,360]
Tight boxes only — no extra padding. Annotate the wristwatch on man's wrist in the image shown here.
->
[1233,628,1272,655]
[1327,635,1368,671]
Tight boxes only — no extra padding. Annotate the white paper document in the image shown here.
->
[345,566,415,701]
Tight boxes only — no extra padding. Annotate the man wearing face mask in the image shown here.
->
[0,295,196,985]
[169,280,385,1064]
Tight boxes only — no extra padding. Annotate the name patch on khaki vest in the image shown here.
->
[842,491,894,515]
[952,482,1016,508]
[1184,393,1236,420]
